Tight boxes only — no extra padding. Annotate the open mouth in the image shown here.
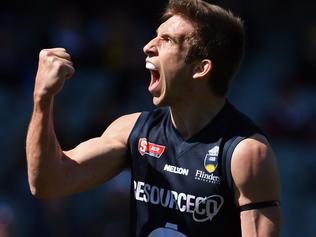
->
[146,62,161,94]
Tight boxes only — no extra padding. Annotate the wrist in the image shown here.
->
[33,90,54,109]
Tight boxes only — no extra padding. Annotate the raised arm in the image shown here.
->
[26,48,139,198]
[231,134,281,237]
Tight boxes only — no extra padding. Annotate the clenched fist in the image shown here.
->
[34,48,75,99]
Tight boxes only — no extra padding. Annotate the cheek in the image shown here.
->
[159,52,189,85]
[161,57,186,78]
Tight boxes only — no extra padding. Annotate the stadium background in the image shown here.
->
[0,0,315,236]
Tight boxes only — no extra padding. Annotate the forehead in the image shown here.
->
[157,15,194,37]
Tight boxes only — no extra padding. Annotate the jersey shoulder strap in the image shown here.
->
[221,136,246,197]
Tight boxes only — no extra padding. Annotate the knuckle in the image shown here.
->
[39,49,51,59]
[53,59,63,68]
[39,49,47,59]
[47,56,55,64]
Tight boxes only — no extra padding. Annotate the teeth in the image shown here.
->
[146,62,156,70]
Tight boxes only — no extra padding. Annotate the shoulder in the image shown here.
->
[100,108,168,142]
[101,112,141,142]
[131,107,169,129]
[231,134,281,206]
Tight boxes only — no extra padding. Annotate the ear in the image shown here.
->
[192,59,212,79]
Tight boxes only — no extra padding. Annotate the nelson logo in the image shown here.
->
[138,138,166,158]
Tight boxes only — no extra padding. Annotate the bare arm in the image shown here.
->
[231,134,281,237]
[26,48,139,198]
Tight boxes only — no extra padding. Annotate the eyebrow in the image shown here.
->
[155,28,181,44]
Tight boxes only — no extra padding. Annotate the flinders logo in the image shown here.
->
[195,146,221,184]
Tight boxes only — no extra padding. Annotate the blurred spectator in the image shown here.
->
[0,201,16,237]
[264,79,316,141]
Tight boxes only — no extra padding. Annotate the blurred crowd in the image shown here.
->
[0,0,315,236]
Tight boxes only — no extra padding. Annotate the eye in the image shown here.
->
[165,37,174,44]
[165,37,172,43]
[161,35,174,44]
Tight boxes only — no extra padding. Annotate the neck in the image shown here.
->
[170,94,225,140]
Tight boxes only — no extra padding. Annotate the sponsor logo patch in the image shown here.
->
[164,164,189,176]
[133,180,224,223]
[195,146,221,184]
[204,153,218,173]
[195,170,221,184]
[138,138,166,158]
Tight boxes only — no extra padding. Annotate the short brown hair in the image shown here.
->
[163,0,245,96]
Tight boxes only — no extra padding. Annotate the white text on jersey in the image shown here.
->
[163,164,189,176]
[133,180,224,222]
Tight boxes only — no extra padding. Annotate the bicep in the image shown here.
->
[59,113,140,196]
[63,136,127,192]
[231,134,281,236]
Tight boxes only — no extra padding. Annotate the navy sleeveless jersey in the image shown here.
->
[127,101,264,237]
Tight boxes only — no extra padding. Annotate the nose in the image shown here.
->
[143,37,158,57]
